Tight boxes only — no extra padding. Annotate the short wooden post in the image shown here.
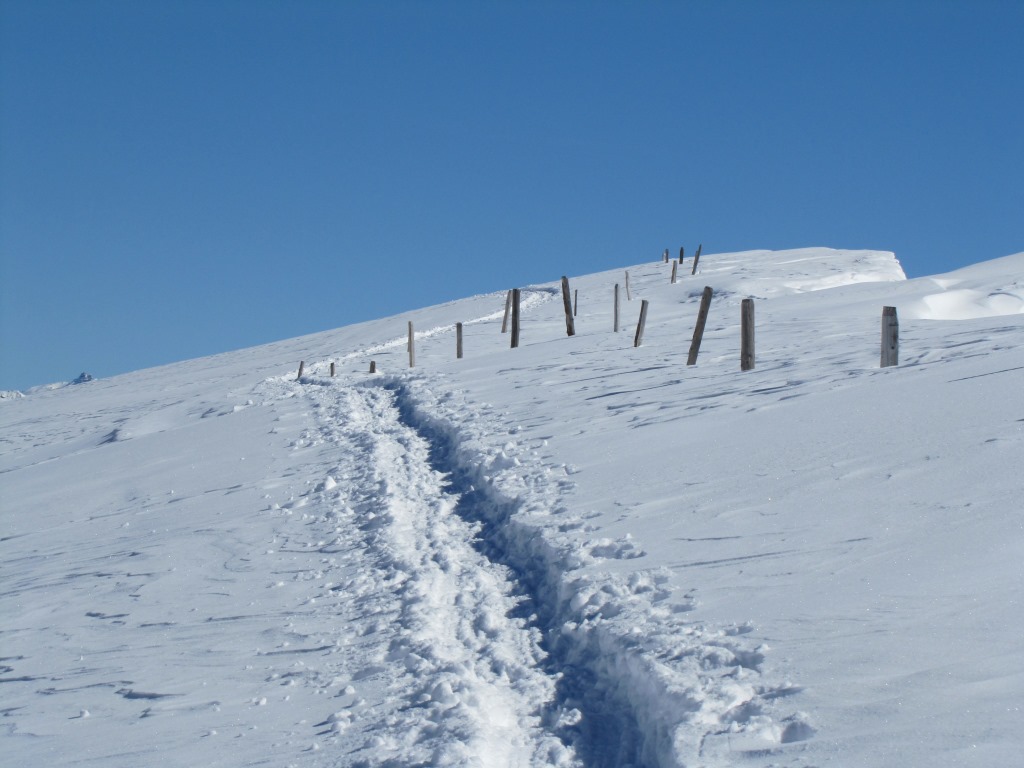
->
[573,289,578,317]
[561,276,576,336]
[740,298,755,370]
[670,261,678,284]
[679,246,685,265]
[501,289,513,333]
[691,243,703,275]
[663,248,669,263]
[330,362,335,377]
[456,322,464,359]
[633,299,649,347]
[510,288,521,348]
[881,306,899,367]
[369,360,376,373]
[614,283,620,332]
[625,270,632,301]
[408,321,415,368]
[296,361,305,381]
[687,286,714,366]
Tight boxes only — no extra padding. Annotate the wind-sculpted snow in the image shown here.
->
[3,247,1023,767]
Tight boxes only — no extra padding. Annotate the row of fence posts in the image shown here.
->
[294,250,900,378]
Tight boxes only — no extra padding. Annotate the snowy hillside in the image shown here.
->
[2,247,1022,767]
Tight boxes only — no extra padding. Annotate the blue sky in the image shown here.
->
[2,0,1021,391]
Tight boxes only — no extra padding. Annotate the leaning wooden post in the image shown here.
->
[633,299,650,347]
[625,270,632,300]
[369,360,377,373]
[670,261,678,284]
[510,289,521,348]
[296,361,305,381]
[691,243,703,275]
[740,298,755,370]
[574,289,578,317]
[330,362,335,377]
[501,289,513,333]
[456,322,464,359]
[408,321,415,368]
[560,276,576,336]
[679,246,685,265]
[881,306,899,367]
[614,283,621,332]
[686,286,714,365]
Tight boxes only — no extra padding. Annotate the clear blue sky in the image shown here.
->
[2,0,1021,391]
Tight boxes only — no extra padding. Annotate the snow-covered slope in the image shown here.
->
[2,248,1022,767]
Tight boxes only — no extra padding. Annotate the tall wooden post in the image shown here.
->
[408,321,416,367]
[634,299,650,347]
[670,261,678,284]
[574,289,578,317]
[614,283,620,332]
[561,276,576,336]
[625,270,632,301]
[330,362,335,377]
[511,289,521,348]
[686,286,714,366]
[296,361,305,381]
[501,289,513,333]
[740,298,755,371]
[663,248,669,263]
[679,246,685,265]
[456,322,464,359]
[881,306,899,367]
[691,243,703,275]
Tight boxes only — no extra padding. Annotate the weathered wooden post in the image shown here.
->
[663,248,669,263]
[501,289,513,333]
[330,362,335,377]
[881,306,899,367]
[456,322,464,359]
[679,246,685,265]
[670,261,678,284]
[511,289,521,348]
[634,299,650,347]
[686,286,714,366]
[408,321,415,368]
[296,361,305,381]
[574,289,578,317]
[740,298,755,370]
[614,283,620,332]
[625,270,632,301]
[560,276,576,336]
[691,243,703,275]
[369,360,377,374]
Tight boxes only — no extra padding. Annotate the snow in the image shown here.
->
[2,247,1023,767]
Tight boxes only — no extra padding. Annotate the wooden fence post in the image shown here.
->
[561,276,576,336]
[511,289,521,348]
[691,243,703,275]
[679,246,685,265]
[634,299,650,347]
[625,270,632,301]
[670,261,678,284]
[369,360,376,374]
[881,306,899,367]
[456,322,464,359]
[574,289,578,317]
[614,283,620,332]
[296,361,305,381]
[686,286,714,366]
[663,248,669,263]
[501,289,513,333]
[408,321,415,368]
[740,298,755,370]
[330,362,335,377]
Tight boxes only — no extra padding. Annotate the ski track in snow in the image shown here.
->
[254,368,806,767]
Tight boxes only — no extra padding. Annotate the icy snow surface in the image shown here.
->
[2,247,1022,767]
